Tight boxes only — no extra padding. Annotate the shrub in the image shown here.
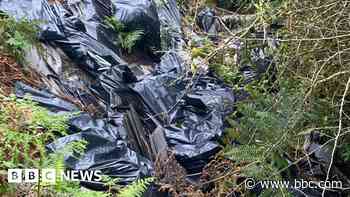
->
[0,15,39,62]
[105,17,144,53]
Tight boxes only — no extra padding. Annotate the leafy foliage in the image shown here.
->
[117,177,154,197]
[340,144,350,162]
[0,15,39,62]
[222,79,311,196]
[230,80,306,145]
[105,17,144,53]
[121,30,144,53]
[219,1,350,196]
[0,95,70,169]
[0,94,108,197]
[224,145,264,163]
[38,141,110,197]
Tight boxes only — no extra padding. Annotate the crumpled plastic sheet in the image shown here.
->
[1,0,154,187]
[240,48,276,84]
[290,132,346,197]
[93,0,161,54]
[155,0,184,51]
[14,81,153,187]
[15,81,78,113]
[47,113,153,190]
[1,0,127,77]
[96,64,144,114]
[133,51,236,173]
[197,8,220,35]
[165,80,235,173]
[2,0,237,190]
[155,51,185,74]
[251,132,346,197]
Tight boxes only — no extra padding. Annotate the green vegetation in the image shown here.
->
[101,176,154,197]
[0,15,39,62]
[117,177,155,197]
[0,0,349,196]
[179,0,350,196]
[105,17,144,53]
[0,94,154,196]
[0,95,70,170]
[224,81,307,196]
[0,94,93,196]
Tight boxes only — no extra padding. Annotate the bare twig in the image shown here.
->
[322,76,350,197]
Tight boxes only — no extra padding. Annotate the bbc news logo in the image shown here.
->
[8,169,102,183]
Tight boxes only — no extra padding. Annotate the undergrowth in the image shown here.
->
[0,14,39,63]
[105,17,144,53]
[0,95,153,197]
[117,177,155,197]
[1,0,349,196]
[182,0,350,196]
[0,94,91,196]
[224,79,308,196]
[0,95,69,170]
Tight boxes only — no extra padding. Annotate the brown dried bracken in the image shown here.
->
[155,150,240,197]
[0,53,42,95]
[0,52,98,116]
[155,151,190,196]
[199,156,240,197]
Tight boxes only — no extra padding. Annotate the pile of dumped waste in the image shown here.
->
[0,0,243,192]
[2,0,349,197]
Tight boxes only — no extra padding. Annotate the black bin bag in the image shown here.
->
[15,82,79,113]
[47,113,153,190]
[133,52,236,173]
[1,0,127,77]
[2,0,241,191]
[13,82,153,189]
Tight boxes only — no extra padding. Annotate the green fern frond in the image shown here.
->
[121,30,144,53]
[224,145,265,163]
[105,17,125,32]
[118,177,154,197]
[104,16,144,53]
[240,162,282,181]
[240,163,267,180]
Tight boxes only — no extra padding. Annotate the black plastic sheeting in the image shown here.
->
[197,8,220,35]
[15,82,79,113]
[166,81,235,172]
[47,113,153,190]
[133,51,236,172]
[240,47,276,84]
[2,0,236,190]
[93,0,161,54]
[156,0,184,51]
[14,80,153,187]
